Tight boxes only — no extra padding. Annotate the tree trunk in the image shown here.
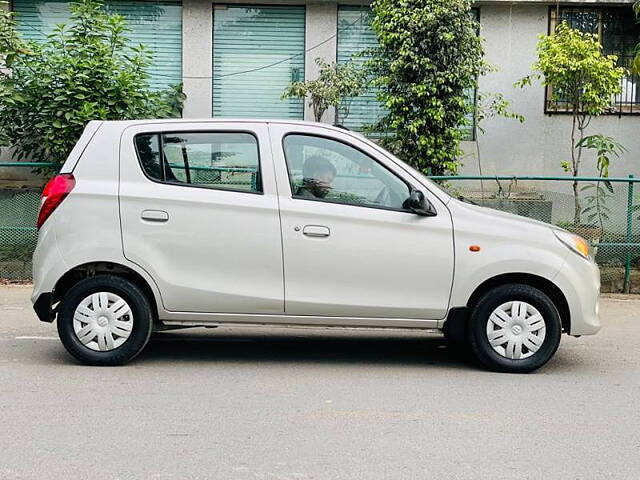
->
[571,109,581,226]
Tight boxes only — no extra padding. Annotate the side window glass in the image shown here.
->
[283,134,410,210]
[134,132,262,193]
[135,134,162,181]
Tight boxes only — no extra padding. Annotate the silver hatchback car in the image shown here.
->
[32,119,601,372]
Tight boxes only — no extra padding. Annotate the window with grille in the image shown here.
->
[547,7,640,114]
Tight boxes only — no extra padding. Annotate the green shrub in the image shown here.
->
[367,0,485,175]
[0,0,185,164]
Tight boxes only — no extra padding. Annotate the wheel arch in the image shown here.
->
[52,261,160,320]
[467,273,570,333]
[443,273,571,343]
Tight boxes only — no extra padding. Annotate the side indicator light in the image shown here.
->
[469,245,481,252]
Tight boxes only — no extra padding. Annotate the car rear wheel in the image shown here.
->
[57,276,153,366]
[468,284,562,373]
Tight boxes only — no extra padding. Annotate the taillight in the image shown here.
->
[37,174,76,230]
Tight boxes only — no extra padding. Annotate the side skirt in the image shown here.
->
[159,312,441,330]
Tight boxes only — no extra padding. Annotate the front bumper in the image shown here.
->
[554,254,601,336]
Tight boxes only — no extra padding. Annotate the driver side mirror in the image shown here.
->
[405,189,437,216]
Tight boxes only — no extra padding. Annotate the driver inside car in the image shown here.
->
[295,156,337,199]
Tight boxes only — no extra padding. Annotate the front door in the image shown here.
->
[270,125,454,321]
[119,122,284,314]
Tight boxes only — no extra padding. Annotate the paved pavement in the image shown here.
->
[1,285,639,480]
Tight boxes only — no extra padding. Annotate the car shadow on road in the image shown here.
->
[137,328,477,370]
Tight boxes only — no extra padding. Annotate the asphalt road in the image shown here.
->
[1,285,639,480]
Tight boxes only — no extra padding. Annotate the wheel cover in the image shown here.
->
[72,292,134,352]
[486,301,546,360]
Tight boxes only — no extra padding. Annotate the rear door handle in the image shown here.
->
[141,210,169,222]
[302,225,330,238]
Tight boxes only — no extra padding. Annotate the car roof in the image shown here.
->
[95,118,349,130]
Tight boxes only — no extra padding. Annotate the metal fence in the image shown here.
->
[0,163,57,281]
[1,163,639,292]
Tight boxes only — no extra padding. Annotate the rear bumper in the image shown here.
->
[33,292,54,323]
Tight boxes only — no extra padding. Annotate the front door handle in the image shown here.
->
[302,225,330,238]
[141,210,169,222]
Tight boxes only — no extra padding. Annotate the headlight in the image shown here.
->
[553,229,591,260]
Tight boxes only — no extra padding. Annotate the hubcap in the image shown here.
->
[72,292,134,352]
[486,301,546,360]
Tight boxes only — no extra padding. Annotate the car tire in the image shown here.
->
[56,275,154,366]
[468,284,562,373]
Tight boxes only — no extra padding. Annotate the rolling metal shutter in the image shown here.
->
[212,5,305,119]
[12,0,182,91]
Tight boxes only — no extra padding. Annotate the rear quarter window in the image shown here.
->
[134,131,262,193]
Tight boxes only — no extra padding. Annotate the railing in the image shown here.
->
[1,163,639,292]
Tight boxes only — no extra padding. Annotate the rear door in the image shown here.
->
[119,122,284,314]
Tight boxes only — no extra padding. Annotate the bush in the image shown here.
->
[516,22,625,225]
[368,0,485,175]
[0,0,185,164]
[283,57,365,124]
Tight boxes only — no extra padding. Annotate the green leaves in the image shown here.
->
[0,0,31,69]
[0,0,184,164]
[576,134,626,178]
[521,22,625,116]
[282,58,366,123]
[474,91,524,135]
[367,0,484,175]
[581,181,614,226]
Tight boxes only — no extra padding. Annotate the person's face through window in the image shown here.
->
[302,157,336,199]
[310,168,335,198]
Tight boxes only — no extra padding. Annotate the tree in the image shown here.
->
[367,0,484,176]
[282,57,365,124]
[516,22,625,225]
[0,0,185,165]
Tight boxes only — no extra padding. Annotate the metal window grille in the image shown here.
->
[547,7,640,115]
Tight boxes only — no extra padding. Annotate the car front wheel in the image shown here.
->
[468,284,562,373]
[57,275,154,366]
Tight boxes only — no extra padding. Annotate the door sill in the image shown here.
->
[159,312,440,330]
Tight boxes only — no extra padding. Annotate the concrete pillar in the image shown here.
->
[304,2,338,123]
[181,0,213,118]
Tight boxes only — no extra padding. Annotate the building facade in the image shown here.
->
[4,0,640,178]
